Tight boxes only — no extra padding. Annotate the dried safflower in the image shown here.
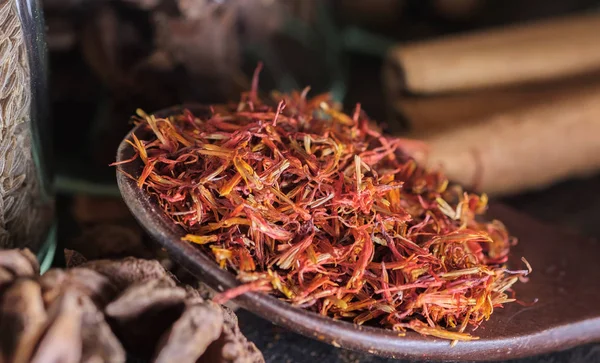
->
[116,68,530,340]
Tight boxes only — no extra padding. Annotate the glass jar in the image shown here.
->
[0,0,54,266]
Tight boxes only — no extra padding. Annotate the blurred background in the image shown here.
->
[49,0,600,240]
[49,0,600,195]
[35,0,600,361]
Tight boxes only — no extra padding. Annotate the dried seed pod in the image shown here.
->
[80,257,177,289]
[0,249,264,363]
[0,279,47,363]
[154,302,224,363]
[39,268,119,308]
[79,295,125,363]
[105,279,187,359]
[29,290,83,363]
[0,248,39,277]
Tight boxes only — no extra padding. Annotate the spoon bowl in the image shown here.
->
[116,105,600,361]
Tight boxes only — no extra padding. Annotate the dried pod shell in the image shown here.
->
[0,249,39,277]
[29,290,83,363]
[79,295,126,363]
[153,302,224,363]
[105,279,187,359]
[80,257,177,289]
[0,279,47,363]
[39,268,119,309]
[0,249,263,363]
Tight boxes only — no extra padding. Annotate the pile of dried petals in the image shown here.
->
[116,67,531,341]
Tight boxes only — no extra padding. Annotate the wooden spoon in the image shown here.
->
[115,106,600,361]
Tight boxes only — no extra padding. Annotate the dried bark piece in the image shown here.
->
[80,257,176,289]
[199,305,264,363]
[153,302,224,363]
[29,290,83,363]
[79,295,125,363]
[105,279,187,359]
[0,248,39,277]
[39,268,119,309]
[0,279,47,363]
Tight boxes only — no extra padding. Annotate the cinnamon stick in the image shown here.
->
[412,85,600,196]
[395,73,600,136]
[384,13,600,95]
